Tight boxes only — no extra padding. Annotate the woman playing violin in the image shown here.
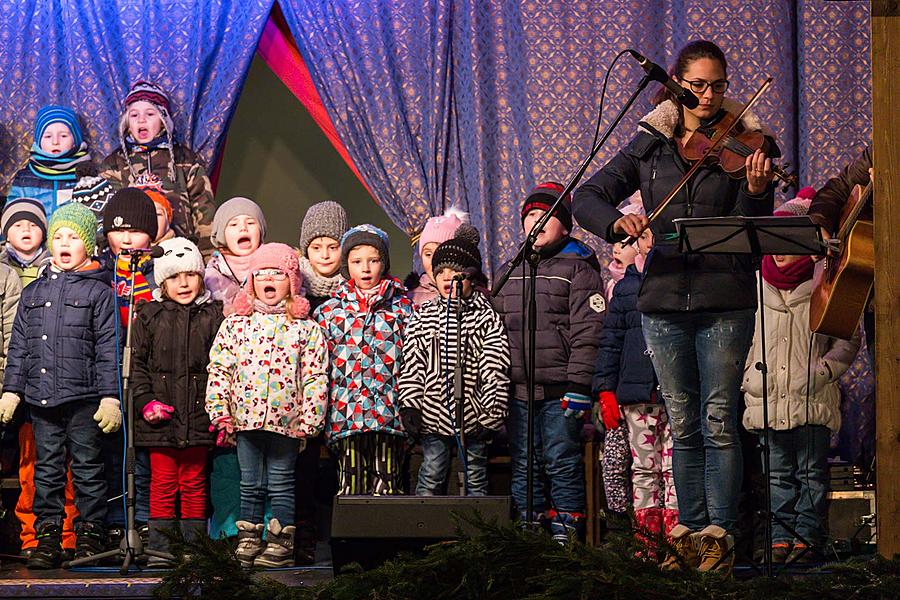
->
[573,40,777,573]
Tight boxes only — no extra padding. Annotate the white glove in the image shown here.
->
[93,397,122,434]
[0,392,21,424]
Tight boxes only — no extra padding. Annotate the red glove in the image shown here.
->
[598,391,621,430]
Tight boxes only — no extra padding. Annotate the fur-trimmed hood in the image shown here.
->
[637,99,770,140]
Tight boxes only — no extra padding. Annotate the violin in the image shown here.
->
[678,110,798,193]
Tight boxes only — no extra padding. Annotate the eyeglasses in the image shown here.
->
[683,79,729,94]
[253,269,288,281]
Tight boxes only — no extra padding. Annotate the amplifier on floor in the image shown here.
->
[330,495,512,573]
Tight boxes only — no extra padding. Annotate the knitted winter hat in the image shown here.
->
[340,224,390,279]
[774,186,815,217]
[119,80,176,181]
[71,175,114,214]
[299,201,349,256]
[2,197,47,239]
[33,105,84,149]
[48,202,97,256]
[417,208,469,255]
[521,181,572,231]
[154,237,205,286]
[210,196,268,249]
[130,172,173,227]
[103,187,159,240]
[432,224,482,274]
[232,242,310,319]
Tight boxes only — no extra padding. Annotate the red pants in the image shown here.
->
[149,447,209,519]
[16,423,79,550]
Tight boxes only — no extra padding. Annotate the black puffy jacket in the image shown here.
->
[4,263,120,407]
[493,237,606,401]
[573,101,776,314]
[131,296,224,448]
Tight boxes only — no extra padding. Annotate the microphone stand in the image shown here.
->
[452,278,469,496]
[492,73,653,525]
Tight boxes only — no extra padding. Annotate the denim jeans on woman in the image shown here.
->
[236,430,301,525]
[416,434,488,496]
[642,309,754,533]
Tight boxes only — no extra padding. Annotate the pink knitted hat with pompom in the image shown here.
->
[417,208,468,255]
[231,242,310,319]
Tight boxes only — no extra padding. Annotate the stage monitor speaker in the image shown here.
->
[330,495,511,573]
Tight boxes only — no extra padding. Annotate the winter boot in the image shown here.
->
[235,521,265,567]
[660,524,700,571]
[516,510,547,532]
[73,521,108,562]
[254,518,296,568]
[697,524,734,574]
[294,523,317,566]
[633,507,664,560]
[146,519,177,567]
[548,511,585,545]
[27,522,63,569]
[179,519,209,560]
[662,509,680,536]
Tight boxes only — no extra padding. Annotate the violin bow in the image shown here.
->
[621,77,773,245]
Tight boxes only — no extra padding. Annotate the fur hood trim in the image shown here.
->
[638,99,770,140]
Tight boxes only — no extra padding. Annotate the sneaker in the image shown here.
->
[786,543,816,565]
[660,524,699,571]
[27,523,63,569]
[548,512,584,546]
[234,521,264,568]
[697,525,734,574]
[74,521,108,561]
[754,542,791,564]
[254,518,296,568]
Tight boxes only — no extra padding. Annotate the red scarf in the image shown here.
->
[761,255,814,290]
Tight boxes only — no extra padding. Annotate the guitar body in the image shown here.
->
[809,184,874,340]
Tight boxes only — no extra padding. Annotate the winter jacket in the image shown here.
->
[204,251,244,313]
[3,263,120,407]
[6,167,78,217]
[99,144,215,255]
[808,145,872,233]
[398,292,510,435]
[493,237,606,401]
[592,264,659,405]
[131,293,224,448]
[741,278,860,433]
[0,263,22,382]
[573,100,777,314]
[314,277,415,445]
[0,246,51,288]
[206,309,328,439]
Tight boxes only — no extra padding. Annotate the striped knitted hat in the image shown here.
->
[119,80,176,180]
[2,197,47,239]
[48,203,98,256]
[340,224,390,279]
[33,105,84,149]
[521,181,572,231]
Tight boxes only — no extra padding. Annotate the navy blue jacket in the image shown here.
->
[592,265,659,405]
[3,263,121,407]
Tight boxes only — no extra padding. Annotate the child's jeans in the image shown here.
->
[622,403,677,511]
[335,432,404,495]
[30,401,107,529]
[149,446,209,520]
[760,425,830,546]
[236,430,301,525]
[508,398,584,514]
[416,434,488,496]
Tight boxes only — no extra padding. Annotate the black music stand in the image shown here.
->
[674,214,823,578]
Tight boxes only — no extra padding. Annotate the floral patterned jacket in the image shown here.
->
[314,277,415,445]
[205,311,328,439]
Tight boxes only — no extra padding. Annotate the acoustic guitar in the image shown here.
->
[809,182,874,340]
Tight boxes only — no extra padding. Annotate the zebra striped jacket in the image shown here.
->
[398,291,510,436]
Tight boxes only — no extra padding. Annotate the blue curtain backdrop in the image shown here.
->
[279,0,871,276]
[0,0,275,193]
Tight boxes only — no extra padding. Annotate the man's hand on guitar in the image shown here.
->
[613,213,649,238]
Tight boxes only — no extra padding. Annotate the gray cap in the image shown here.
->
[299,201,349,256]
[210,196,267,249]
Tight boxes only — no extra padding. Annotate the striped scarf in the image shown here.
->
[114,254,154,325]
[27,142,91,181]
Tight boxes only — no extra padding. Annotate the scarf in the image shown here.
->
[299,256,343,298]
[27,142,91,181]
[114,254,154,324]
[220,252,255,286]
[253,298,287,315]
[761,255,814,290]
[124,133,172,154]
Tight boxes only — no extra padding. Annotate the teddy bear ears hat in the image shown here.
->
[153,237,205,286]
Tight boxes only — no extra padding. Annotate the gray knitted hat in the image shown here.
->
[299,201,349,256]
[210,196,268,249]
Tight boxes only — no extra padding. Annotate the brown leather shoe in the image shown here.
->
[697,525,734,574]
[659,524,700,571]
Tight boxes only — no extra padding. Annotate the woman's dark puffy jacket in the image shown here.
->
[131,296,224,448]
[573,100,776,314]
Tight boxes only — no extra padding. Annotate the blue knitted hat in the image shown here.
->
[33,105,84,149]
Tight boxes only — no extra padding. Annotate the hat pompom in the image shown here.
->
[796,186,816,200]
[454,223,480,246]
[289,296,311,319]
[230,290,254,316]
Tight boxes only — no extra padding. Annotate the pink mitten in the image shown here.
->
[209,416,236,447]
[142,400,175,424]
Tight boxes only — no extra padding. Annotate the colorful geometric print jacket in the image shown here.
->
[398,291,510,436]
[205,310,329,440]
[99,144,216,255]
[314,277,415,445]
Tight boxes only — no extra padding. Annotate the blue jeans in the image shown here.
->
[762,425,830,546]
[642,310,754,532]
[508,398,584,514]
[31,401,107,528]
[416,434,488,496]
[236,430,301,525]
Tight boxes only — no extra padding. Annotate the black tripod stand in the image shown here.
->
[65,248,172,574]
[675,214,824,577]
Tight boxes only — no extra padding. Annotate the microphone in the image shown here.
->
[627,49,699,109]
[119,246,164,258]
[452,267,480,282]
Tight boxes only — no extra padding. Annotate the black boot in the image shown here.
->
[180,519,208,546]
[147,519,177,567]
[74,521,108,561]
[27,522,63,569]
